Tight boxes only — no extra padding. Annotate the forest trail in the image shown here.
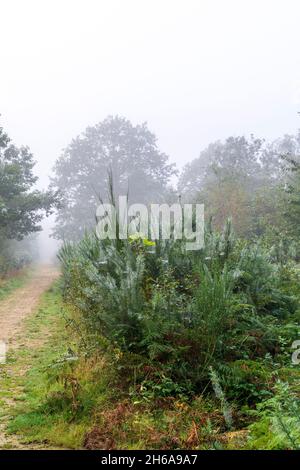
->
[0,265,60,449]
[0,266,59,347]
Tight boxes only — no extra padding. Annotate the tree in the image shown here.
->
[178,135,283,237]
[281,153,300,238]
[51,115,177,240]
[178,136,268,195]
[0,124,58,242]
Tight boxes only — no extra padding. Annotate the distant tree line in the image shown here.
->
[1,113,300,275]
[51,115,300,243]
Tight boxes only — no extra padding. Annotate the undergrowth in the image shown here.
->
[5,233,300,449]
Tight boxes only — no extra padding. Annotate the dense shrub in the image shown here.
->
[58,217,298,399]
[248,381,300,449]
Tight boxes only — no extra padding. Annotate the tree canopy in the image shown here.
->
[0,125,58,242]
[281,152,300,237]
[178,135,286,236]
[51,115,176,240]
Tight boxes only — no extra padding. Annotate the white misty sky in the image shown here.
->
[1,0,300,188]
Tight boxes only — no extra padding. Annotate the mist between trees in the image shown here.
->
[50,115,300,247]
[1,114,300,276]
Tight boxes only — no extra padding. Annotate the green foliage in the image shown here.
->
[0,237,36,277]
[281,154,300,238]
[51,115,177,241]
[0,124,58,241]
[216,360,274,405]
[58,211,298,400]
[248,381,300,449]
[178,135,283,237]
[0,123,59,275]
[229,243,298,319]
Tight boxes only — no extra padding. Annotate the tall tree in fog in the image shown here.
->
[51,116,176,241]
[0,125,58,241]
[178,135,283,236]
[279,132,300,237]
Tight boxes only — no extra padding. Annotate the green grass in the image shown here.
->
[2,283,106,449]
[0,283,79,448]
[0,268,32,301]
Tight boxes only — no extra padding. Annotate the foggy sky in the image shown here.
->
[1,0,300,189]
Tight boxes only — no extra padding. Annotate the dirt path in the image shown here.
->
[0,265,60,449]
[0,266,59,348]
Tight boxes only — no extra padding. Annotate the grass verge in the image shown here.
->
[0,282,79,448]
[0,268,32,301]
